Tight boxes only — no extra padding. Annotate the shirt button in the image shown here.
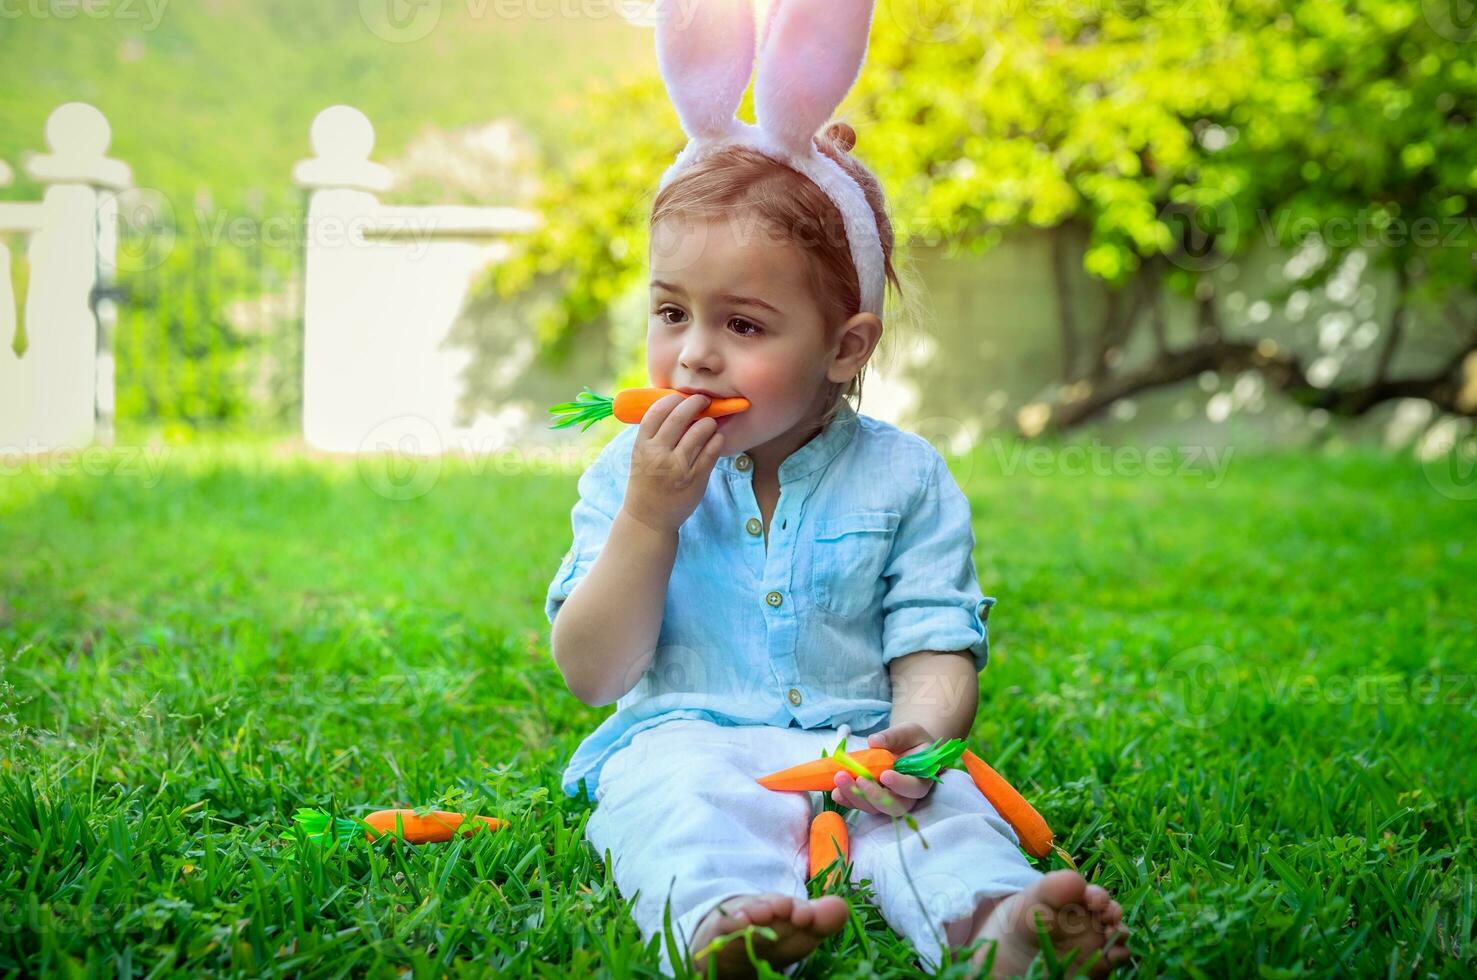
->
[787,687,803,706]
[735,454,752,472]
[765,591,783,607]
[745,517,763,536]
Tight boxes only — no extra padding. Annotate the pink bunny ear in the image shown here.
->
[754,0,878,154]
[656,0,757,140]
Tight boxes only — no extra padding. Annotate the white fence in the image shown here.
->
[294,105,544,454]
[0,103,130,452]
[0,103,916,458]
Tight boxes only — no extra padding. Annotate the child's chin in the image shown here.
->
[714,414,741,443]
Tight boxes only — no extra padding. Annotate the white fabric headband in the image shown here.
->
[654,0,886,318]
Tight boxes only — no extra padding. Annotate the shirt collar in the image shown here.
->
[718,399,860,483]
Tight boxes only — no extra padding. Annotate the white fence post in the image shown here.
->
[0,103,130,453]
[294,105,541,454]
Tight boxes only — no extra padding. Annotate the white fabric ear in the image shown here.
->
[652,0,888,317]
[655,0,756,142]
[754,0,878,154]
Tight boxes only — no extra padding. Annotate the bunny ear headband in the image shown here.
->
[655,0,885,318]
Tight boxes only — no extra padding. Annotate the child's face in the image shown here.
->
[646,213,871,458]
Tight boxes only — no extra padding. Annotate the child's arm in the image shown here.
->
[551,393,724,706]
[885,649,980,741]
[831,650,977,816]
[551,508,680,706]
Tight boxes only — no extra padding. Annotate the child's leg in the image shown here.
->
[584,720,822,974]
[847,768,1046,972]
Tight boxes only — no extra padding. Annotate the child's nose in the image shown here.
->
[679,327,722,374]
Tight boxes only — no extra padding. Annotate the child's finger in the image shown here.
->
[832,774,880,815]
[849,776,905,816]
[673,415,717,471]
[831,784,874,814]
[879,770,931,800]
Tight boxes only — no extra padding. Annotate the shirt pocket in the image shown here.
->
[810,510,901,618]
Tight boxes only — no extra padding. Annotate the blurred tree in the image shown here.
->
[485,0,1475,432]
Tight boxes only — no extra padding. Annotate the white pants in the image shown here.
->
[584,719,1045,974]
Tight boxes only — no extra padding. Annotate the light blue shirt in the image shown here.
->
[545,399,994,800]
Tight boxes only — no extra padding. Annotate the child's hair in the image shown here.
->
[650,121,904,430]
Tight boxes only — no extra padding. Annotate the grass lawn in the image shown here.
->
[0,439,1472,977]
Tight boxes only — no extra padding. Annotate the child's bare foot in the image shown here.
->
[690,893,849,978]
[967,870,1132,977]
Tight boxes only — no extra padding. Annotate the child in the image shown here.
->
[546,2,1130,975]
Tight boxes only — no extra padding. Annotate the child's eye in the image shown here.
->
[654,306,762,338]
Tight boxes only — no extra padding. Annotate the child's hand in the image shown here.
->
[621,392,725,533]
[831,723,936,817]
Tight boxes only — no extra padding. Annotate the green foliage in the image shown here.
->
[0,2,654,430]
[0,443,1473,974]
[111,208,302,430]
[0,0,651,217]
[488,0,1475,362]
[484,76,676,370]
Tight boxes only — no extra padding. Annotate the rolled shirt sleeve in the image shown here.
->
[545,432,629,626]
[880,451,993,670]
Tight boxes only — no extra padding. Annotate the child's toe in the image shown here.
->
[750,891,797,920]
[810,896,849,935]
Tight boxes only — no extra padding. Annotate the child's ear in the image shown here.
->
[827,312,882,383]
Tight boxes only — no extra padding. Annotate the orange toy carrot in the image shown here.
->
[362,809,508,843]
[758,740,1067,866]
[757,748,898,791]
[282,807,508,845]
[960,750,1055,860]
[808,810,849,888]
[547,386,750,431]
